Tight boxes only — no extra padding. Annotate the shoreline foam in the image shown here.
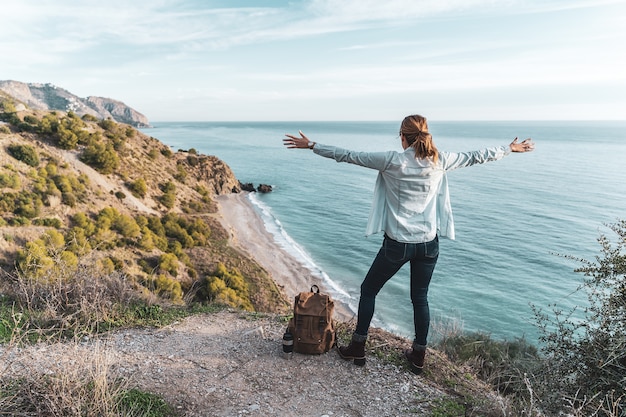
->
[215,192,355,322]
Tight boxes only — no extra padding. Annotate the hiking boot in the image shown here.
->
[338,340,366,366]
[404,346,426,375]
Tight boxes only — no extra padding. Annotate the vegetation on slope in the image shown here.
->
[1,96,288,319]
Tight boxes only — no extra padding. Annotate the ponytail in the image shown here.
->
[400,115,439,164]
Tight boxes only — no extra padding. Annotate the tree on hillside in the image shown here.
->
[0,100,16,113]
[80,141,119,174]
[7,144,40,167]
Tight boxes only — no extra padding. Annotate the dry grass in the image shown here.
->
[3,251,147,340]
[0,340,127,416]
[0,257,175,416]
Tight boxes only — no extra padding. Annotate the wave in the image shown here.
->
[246,193,352,304]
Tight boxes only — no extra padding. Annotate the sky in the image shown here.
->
[1,0,625,122]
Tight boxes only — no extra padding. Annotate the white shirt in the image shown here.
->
[313,144,511,242]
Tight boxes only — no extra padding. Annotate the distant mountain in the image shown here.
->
[0,80,150,127]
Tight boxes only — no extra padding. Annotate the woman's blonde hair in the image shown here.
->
[400,114,438,164]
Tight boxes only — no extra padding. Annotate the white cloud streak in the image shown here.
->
[1,0,624,120]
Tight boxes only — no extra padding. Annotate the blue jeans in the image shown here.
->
[355,235,439,346]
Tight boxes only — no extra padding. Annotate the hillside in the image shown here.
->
[0,80,150,127]
[0,92,288,314]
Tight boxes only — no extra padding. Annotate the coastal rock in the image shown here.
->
[239,182,256,192]
[0,80,150,127]
[238,182,272,193]
[181,154,240,195]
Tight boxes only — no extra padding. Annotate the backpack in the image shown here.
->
[287,285,336,354]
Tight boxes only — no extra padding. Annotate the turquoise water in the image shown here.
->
[142,121,626,343]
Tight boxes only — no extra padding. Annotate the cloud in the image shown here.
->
[2,0,624,121]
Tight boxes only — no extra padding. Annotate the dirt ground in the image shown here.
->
[2,310,448,417]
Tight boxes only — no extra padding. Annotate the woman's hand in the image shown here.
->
[509,137,535,153]
[283,131,315,149]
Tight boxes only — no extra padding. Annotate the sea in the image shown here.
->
[141,121,626,344]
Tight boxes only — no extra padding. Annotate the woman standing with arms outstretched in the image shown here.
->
[283,114,534,374]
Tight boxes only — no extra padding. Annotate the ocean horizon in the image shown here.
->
[142,120,626,344]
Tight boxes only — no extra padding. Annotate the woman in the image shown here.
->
[283,115,534,374]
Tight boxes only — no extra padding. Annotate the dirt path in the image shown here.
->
[3,310,445,417]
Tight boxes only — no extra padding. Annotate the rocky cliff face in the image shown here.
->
[0,80,150,127]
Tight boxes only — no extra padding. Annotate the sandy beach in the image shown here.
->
[215,193,354,321]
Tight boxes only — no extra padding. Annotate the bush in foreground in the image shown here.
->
[438,220,625,416]
[529,220,626,416]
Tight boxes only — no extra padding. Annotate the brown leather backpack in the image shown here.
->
[287,285,336,354]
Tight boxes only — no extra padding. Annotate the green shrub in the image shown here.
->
[162,215,194,248]
[65,226,93,255]
[62,192,77,207]
[0,100,17,113]
[53,174,73,193]
[23,115,39,124]
[16,229,72,277]
[45,161,58,176]
[71,212,96,235]
[80,141,119,174]
[56,123,79,149]
[13,192,42,218]
[437,332,539,396]
[158,253,179,276]
[174,163,187,182]
[201,263,252,310]
[128,177,147,198]
[0,191,17,212]
[159,190,176,209]
[146,215,166,237]
[37,113,58,135]
[96,207,120,232]
[160,181,176,194]
[116,388,173,416]
[530,220,626,416]
[112,214,141,239]
[7,144,40,167]
[98,118,117,131]
[0,172,20,188]
[8,216,31,226]
[137,258,152,274]
[154,274,183,303]
[32,217,63,228]
[186,155,198,167]
[81,114,99,122]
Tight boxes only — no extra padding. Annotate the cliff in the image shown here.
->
[0,90,288,314]
[0,80,151,127]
